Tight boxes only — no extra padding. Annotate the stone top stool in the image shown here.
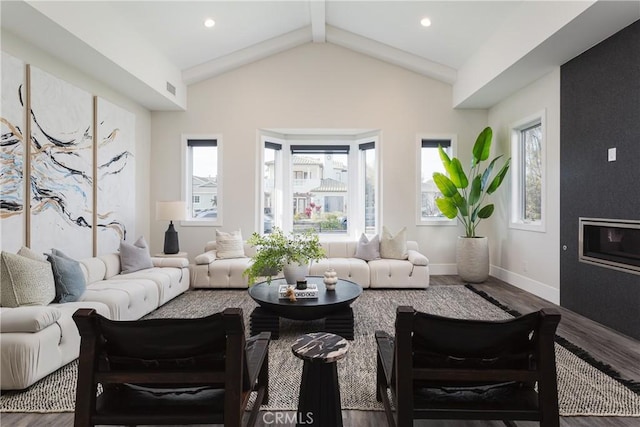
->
[291,332,349,427]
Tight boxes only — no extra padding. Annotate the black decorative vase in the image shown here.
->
[296,280,308,290]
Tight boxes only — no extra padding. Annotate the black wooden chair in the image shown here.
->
[73,307,269,427]
[376,306,561,427]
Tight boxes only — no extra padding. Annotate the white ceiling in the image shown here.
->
[2,1,638,111]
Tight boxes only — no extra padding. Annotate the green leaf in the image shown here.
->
[438,145,451,170]
[487,158,511,194]
[445,158,468,189]
[478,204,495,219]
[480,156,502,190]
[472,126,493,166]
[435,197,458,219]
[468,175,482,206]
[452,192,468,217]
[432,172,457,197]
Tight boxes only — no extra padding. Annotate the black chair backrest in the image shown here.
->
[411,310,541,370]
[96,313,227,372]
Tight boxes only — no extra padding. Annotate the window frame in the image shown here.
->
[510,111,546,232]
[181,134,223,227]
[257,130,380,239]
[416,133,458,226]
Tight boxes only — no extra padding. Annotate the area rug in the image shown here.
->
[2,285,639,416]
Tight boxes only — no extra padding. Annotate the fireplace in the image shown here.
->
[579,218,640,275]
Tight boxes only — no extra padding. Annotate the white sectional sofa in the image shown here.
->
[0,254,189,391]
[191,240,429,289]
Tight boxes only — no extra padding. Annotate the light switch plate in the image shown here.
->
[608,147,616,162]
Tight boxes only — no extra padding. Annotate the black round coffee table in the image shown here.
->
[248,276,362,340]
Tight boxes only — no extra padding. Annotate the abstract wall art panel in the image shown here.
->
[0,52,26,252]
[29,66,93,259]
[96,97,135,254]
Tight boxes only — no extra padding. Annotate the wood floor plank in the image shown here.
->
[2,276,638,427]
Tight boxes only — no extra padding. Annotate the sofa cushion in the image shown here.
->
[215,229,244,259]
[0,251,56,307]
[380,226,408,260]
[0,306,62,333]
[47,249,87,303]
[17,246,47,262]
[354,233,380,261]
[120,236,154,274]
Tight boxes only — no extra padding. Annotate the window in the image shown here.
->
[258,130,379,238]
[290,145,350,235]
[418,136,456,224]
[511,113,545,231]
[182,136,221,224]
[262,141,281,234]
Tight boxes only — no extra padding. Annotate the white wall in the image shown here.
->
[488,69,561,303]
[151,43,487,266]
[1,30,152,248]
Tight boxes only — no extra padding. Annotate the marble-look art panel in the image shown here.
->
[29,66,93,259]
[96,97,135,254]
[0,52,26,252]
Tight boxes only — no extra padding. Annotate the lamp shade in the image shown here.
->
[156,201,186,221]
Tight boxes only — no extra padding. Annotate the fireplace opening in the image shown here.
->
[579,218,640,275]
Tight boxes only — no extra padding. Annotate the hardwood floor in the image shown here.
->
[2,276,639,427]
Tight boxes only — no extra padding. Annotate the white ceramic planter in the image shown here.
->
[282,262,309,285]
[456,236,489,283]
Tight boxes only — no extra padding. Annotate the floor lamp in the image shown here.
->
[156,201,186,254]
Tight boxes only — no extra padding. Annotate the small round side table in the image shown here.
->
[291,332,349,427]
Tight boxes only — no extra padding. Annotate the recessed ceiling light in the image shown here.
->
[420,17,432,27]
[204,18,215,28]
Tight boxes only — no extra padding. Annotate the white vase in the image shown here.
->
[282,262,309,285]
[456,236,489,283]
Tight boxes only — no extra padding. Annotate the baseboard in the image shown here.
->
[429,263,458,275]
[490,265,560,305]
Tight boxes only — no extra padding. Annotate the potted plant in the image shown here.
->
[433,126,510,283]
[243,227,325,286]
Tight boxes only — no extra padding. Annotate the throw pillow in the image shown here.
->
[46,249,87,303]
[354,233,380,261]
[120,236,154,274]
[215,229,244,259]
[17,246,47,262]
[380,226,408,260]
[0,251,56,307]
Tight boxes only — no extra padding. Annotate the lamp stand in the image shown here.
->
[163,221,179,254]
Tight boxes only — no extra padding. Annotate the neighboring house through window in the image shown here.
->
[418,135,456,224]
[182,136,221,224]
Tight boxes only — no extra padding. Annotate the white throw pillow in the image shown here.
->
[380,226,408,260]
[354,233,380,261]
[0,251,56,307]
[215,229,245,259]
[120,236,154,274]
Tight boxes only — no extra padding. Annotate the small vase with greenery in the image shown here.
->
[433,127,510,282]
[243,227,325,286]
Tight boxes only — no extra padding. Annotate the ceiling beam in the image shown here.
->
[326,26,456,84]
[183,27,312,85]
[309,0,326,43]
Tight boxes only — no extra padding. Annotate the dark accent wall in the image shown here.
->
[560,20,640,340]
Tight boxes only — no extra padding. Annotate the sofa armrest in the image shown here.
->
[0,306,62,333]
[151,257,189,268]
[407,249,429,266]
[194,250,216,265]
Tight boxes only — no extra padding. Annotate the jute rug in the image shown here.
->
[2,285,639,416]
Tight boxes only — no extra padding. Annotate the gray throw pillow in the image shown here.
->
[380,226,408,260]
[0,251,56,307]
[354,233,380,261]
[46,249,87,303]
[120,236,154,274]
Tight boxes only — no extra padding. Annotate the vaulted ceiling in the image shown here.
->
[2,1,638,111]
